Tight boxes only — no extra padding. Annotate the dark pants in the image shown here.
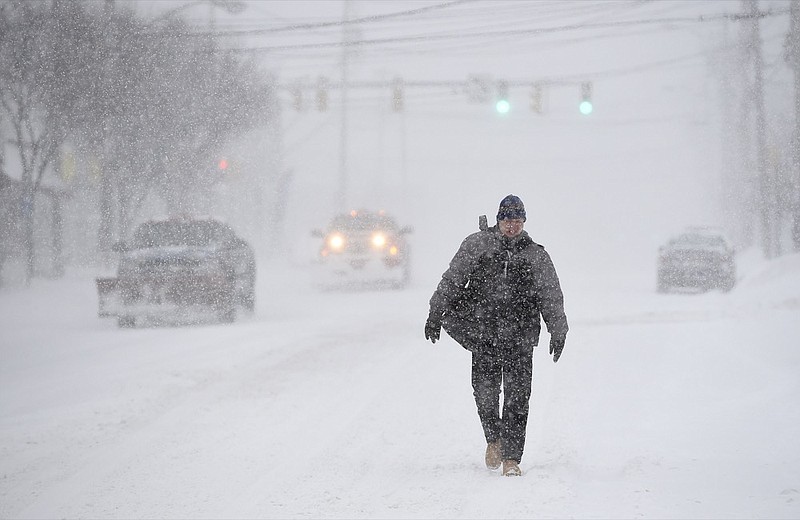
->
[471,340,533,463]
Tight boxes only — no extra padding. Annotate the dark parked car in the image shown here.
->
[657,227,736,293]
[96,217,256,327]
[311,209,413,289]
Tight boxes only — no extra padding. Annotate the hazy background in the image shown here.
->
[134,0,794,288]
[2,0,795,289]
[2,4,799,517]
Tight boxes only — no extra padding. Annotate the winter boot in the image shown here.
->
[502,459,522,477]
[485,441,501,470]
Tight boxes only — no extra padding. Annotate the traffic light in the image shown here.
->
[316,76,328,112]
[530,83,543,114]
[579,81,593,115]
[392,77,404,112]
[291,83,303,111]
[218,158,229,171]
[495,80,510,114]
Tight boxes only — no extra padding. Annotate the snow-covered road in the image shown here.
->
[1,253,799,519]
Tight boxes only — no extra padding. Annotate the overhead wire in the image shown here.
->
[333,1,654,59]
[221,9,790,54]
[212,0,474,36]
[212,1,631,36]
[198,0,785,79]
[207,0,787,61]
[204,1,715,45]
[244,0,791,118]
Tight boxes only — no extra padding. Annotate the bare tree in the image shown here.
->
[0,1,79,283]
[1,1,274,284]
[86,10,273,242]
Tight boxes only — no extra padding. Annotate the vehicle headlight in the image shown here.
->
[371,232,387,249]
[327,233,345,252]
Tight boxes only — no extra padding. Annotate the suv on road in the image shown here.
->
[657,227,736,293]
[311,209,413,290]
[96,217,256,327]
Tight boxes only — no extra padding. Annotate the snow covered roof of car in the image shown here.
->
[327,210,400,231]
[131,219,236,248]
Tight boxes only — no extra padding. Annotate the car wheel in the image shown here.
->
[241,272,255,312]
[218,307,236,323]
[392,263,411,290]
[216,288,236,323]
[242,292,255,313]
[118,316,136,328]
[720,277,735,293]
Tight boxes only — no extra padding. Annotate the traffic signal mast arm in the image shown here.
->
[277,77,594,114]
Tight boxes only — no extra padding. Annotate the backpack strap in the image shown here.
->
[478,215,488,231]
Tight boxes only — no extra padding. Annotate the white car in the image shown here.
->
[312,210,413,290]
[657,226,736,293]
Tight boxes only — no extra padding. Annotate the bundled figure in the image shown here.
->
[424,194,569,477]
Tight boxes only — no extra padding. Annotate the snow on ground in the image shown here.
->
[1,251,799,519]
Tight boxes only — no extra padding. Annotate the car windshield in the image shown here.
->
[672,233,727,249]
[130,221,225,248]
[329,213,398,232]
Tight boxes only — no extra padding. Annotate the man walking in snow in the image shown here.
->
[424,194,569,477]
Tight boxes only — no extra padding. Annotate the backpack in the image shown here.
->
[441,215,494,351]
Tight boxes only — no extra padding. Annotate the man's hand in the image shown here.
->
[424,314,442,344]
[549,335,566,363]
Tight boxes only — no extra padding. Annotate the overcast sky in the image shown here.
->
[131,0,794,283]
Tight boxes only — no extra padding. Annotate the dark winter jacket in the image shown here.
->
[429,224,568,352]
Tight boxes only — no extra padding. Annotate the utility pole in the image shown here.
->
[97,0,116,268]
[745,0,774,258]
[788,0,800,251]
[719,18,747,247]
[337,0,351,212]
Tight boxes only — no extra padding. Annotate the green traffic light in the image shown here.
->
[496,99,510,114]
[579,100,593,115]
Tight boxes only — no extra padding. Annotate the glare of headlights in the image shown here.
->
[328,233,345,251]
[371,232,387,249]
[389,245,398,255]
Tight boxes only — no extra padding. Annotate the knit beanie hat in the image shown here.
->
[496,194,526,222]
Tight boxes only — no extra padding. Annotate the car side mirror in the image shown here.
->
[311,229,325,238]
[400,226,414,235]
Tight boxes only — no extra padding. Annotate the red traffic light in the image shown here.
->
[218,159,229,171]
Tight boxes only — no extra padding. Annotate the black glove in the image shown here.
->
[424,314,442,344]
[549,335,566,363]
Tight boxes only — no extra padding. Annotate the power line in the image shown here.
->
[215,1,652,36]
[211,0,473,36]
[217,9,790,53]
